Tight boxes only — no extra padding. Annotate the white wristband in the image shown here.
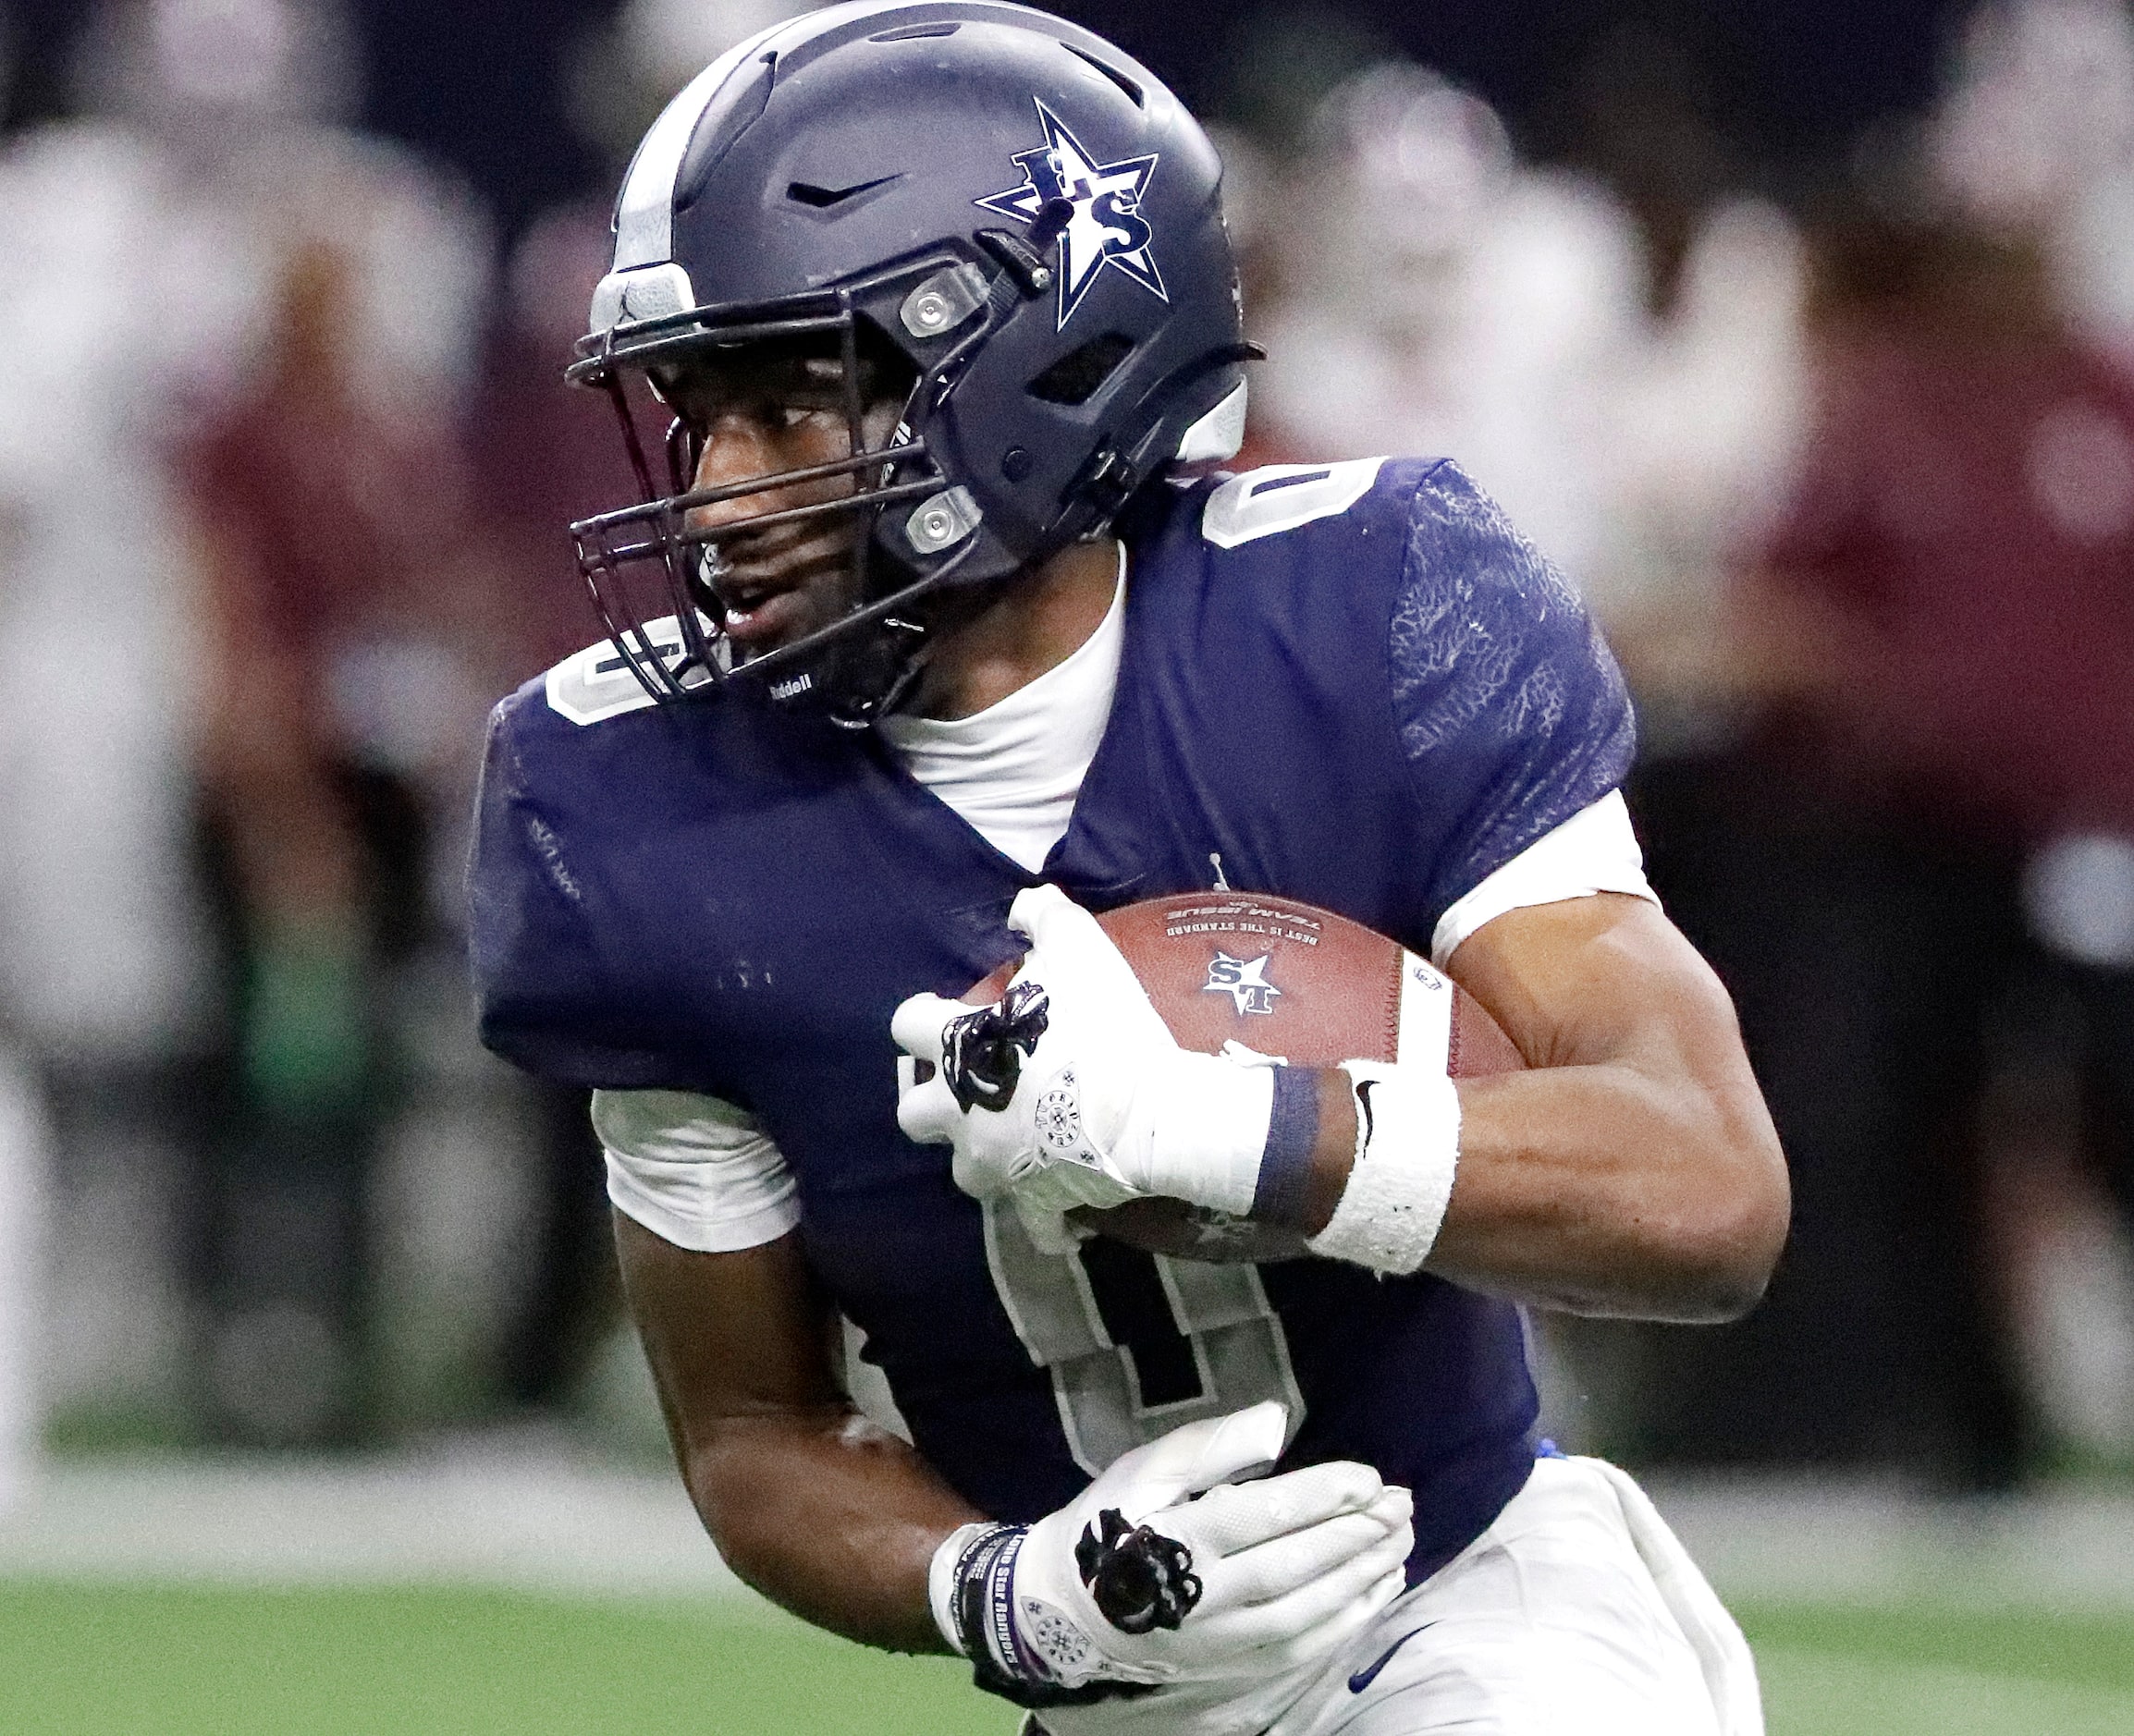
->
[928,1522,1000,1656]
[1305,1062,1461,1274]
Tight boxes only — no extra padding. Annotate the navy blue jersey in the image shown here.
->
[470,457,1635,1579]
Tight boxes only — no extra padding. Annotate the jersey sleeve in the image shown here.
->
[594,1088,800,1253]
[1429,789,1657,964]
[467,691,696,1091]
[1390,461,1638,926]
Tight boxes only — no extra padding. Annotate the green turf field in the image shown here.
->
[1,1582,2129,1734]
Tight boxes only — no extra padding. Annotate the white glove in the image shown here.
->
[893,886,1279,1242]
[928,1401,1413,1707]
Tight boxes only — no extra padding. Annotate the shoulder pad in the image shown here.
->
[544,619,692,727]
[1200,458,1387,549]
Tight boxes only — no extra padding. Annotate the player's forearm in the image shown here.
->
[1422,1063,1788,1322]
[680,1409,980,1654]
[1392,896,1789,1321]
[1288,1058,1784,1321]
[613,1216,980,1655]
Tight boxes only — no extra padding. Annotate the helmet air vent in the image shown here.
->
[1026,334,1135,406]
[1061,44,1144,108]
[786,174,901,210]
[871,22,961,41]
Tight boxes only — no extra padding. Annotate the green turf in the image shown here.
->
[2,1582,2131,1734]
[0,1583,1012,1736]
[1738,1603,2134,1736]
[1736,1602,2134,1693]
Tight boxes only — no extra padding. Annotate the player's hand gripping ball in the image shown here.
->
[893,884,1523,1260]
[894,885,1239,1247]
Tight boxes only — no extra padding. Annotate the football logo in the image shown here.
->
[976,98,1165,329]
[1204,951,1281,1016]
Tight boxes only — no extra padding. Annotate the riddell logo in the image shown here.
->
[1204,951,1280,1016]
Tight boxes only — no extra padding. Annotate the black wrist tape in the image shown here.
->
[1249,1064,1320,1229]
[948,1522,1150,1710]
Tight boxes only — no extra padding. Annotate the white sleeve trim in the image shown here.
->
[1431,789,1660,967]
[593,1087,800,1254]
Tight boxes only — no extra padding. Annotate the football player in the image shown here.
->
[469,6,1788,1731]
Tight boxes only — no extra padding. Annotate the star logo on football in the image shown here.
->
[1204,951,1281,1017]
[975,99,1165,329]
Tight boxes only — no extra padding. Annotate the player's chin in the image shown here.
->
[719,549,865,658]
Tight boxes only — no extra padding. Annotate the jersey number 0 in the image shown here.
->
[982,1201,1306,1473]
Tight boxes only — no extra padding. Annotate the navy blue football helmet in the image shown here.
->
[568,0,1253,723]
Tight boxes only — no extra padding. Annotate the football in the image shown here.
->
[966,892,1524,1263]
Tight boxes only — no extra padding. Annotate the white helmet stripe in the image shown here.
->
[613,19,795,272]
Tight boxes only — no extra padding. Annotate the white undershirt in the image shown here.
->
[598,551,1660,1255]
[875,554,1128,874]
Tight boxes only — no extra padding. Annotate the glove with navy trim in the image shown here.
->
[893,885,1279,1246]
[928,1401,1413,1706]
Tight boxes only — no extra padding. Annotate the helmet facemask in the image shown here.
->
[568,260,1007,727]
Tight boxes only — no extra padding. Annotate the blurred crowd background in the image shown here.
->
[2,0,2133,1507]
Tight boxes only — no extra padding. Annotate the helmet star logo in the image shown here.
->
[975,99,1165,330]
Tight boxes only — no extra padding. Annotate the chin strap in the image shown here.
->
[717,533,995,726]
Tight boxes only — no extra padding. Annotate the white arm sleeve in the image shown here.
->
[1430,789,1660,967]
[593,1088,800,1253]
